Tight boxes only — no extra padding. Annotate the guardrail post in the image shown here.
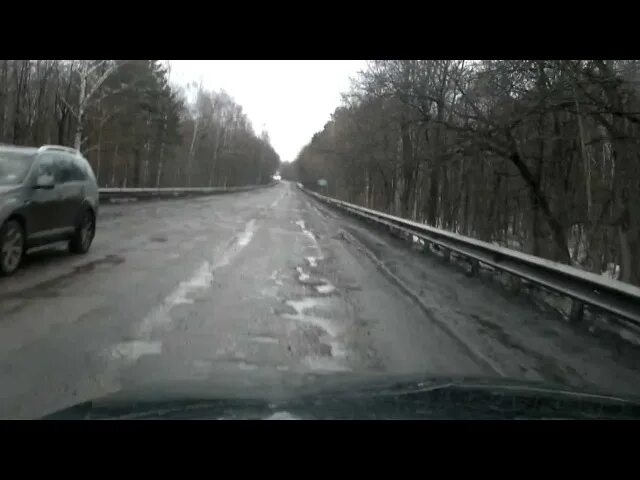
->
[469,259,480,277]
[569,299,584,323]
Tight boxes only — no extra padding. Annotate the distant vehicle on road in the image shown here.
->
[0,144,99,276]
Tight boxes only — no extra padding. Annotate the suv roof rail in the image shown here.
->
[38,145,80,155]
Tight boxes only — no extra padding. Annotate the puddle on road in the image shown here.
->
[315,283,336,295]
[294,266,326,286]
[270,270,284,286]
[279,293,351,372]
[295,219,317,242]
[282,313,344,338]
[303,356,350,372]
[1,254,126,300]
[265,411,300,420]
[285,297,330,313]
[150,235,168,243]
[283,298,342,337]
[329,341,347,358]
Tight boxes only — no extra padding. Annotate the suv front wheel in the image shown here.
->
[0,220,25,276]
[69,209,95,254]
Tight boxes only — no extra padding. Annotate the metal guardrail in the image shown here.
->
[99,182,276,203]
[298,184,640,327]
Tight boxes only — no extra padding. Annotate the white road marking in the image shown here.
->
[236,219,256,247]
[136,219,257,337]
[270,189,287,208]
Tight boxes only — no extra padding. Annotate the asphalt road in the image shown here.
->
[1,181,639,418]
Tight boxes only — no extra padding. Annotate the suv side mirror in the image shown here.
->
[34,174,55,189]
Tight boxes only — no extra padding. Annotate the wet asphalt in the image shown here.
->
[1,181,639,419]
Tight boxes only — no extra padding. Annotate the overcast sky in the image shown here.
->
[167,61,367,163]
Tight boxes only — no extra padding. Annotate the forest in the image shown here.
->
[287,60,640,286]
[0,60,280,189]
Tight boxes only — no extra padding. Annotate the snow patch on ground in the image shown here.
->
[296,266,310,282]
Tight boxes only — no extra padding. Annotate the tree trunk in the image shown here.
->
[506,148,570,263]
[399,122,415,218]
[0,60,8,140]
[618,225,640,285]
[13,60,25,144]
[96,123,103,183]
[74,61,88,151]
[110,143,119,187]
[187,118,199,187]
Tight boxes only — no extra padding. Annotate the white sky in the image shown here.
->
[167,60,368,162]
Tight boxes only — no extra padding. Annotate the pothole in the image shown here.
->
[295,266,326,286]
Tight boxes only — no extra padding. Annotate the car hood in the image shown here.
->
[45,372,640,419]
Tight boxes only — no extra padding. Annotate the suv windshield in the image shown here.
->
[0,151,34,186]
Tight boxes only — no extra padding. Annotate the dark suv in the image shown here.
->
[0,144,99,276]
